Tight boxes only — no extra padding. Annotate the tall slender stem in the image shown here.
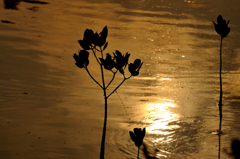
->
[218,134,221,159]
[218,37,223,131]
[100,47,107,159]
[100,95,107,159]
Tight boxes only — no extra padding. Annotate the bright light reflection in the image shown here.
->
[143,99,180,143]
[135,76,171,81]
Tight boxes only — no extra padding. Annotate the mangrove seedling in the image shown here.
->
[212,15,230,132]
[73,26,143,159]
[129,128,146,159]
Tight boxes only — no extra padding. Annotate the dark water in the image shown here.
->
[1,0,240,158]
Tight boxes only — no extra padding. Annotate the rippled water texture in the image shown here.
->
[1,0,240,158]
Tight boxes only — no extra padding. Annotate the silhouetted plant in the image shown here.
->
[212,15,230,132]
[73,26,143,159]
[129,128,146,159]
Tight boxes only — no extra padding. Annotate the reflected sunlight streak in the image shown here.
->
[143,99,180,144]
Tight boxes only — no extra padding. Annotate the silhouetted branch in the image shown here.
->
[106,71,117,89]
[107,76,131,98]
[92,47,101,65]
[84,67,103,89]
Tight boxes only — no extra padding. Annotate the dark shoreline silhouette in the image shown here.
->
[3,0,48,10]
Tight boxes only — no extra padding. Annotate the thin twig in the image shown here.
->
[100,47,104,59]
[92,47,101,65]
[84,67,103,89]
[100,47,106,90]
[107,78,127,98]
[106,71,117,89]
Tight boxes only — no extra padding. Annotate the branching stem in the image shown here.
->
[107,76,131,98]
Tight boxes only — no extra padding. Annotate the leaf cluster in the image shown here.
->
[73,26,143,77]
[73,26,143,97]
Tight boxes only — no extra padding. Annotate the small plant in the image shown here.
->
[73,26,143,159]
[212,15,230,132]
[129,128,146,159]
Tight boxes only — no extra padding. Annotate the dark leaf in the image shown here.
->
[119,69,124,75]
[134,59,141,66]
[129,131,136,142]
[96,37,106,47]
[99,58,104,64]
[128,59,143,76]
[217,15,223,25]
[103,42,108,50]
[100,26,108,39]
[99,53,115,70]
[78,40,90,50]
[84,29,94,40]
[73,50,89,68]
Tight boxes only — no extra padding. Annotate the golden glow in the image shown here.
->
[142,99,180,143]
[136,76,171,81]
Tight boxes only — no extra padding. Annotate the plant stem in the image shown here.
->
[218,133,221,159]
[218,37,223,131]
[92,47,101,65]
[100,47,107,159]
[100,95,107,159]
[137,147,140,159]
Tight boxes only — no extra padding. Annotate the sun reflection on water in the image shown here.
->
[143,99,180,144]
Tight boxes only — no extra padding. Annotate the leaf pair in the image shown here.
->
[114,50,130,74]
[213,15,230,38]
[99,53,115,70]
[99,50,129,73]
[129,128,146,148]
[73,50,89,68]
[129,59,143,76]
[78,26,108,50]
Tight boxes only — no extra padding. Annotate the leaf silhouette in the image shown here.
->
[103,42,108,51]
